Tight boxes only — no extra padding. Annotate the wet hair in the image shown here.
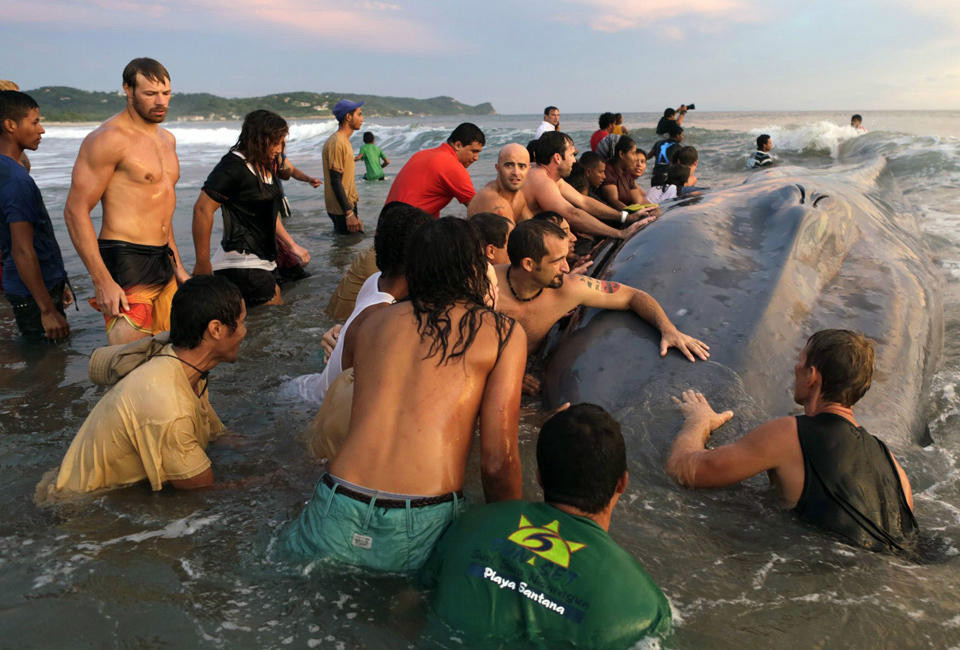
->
[233,109,288,172]
[532,211,566,231]
[598,112,615,130]
[0,91,38,124]
[544,105,558,116]
[122,57,170,89]
[756,134,771,149]
[507,218,566,267]
[536,131,573,168]
[448,122,485,147]
[566,163,588,193]
[468,212,513,250]
[362,131,374,144]
[654,163,691,193]
[851,114,863,123]
[803,329,875,407]
[663,108,675,118]
[578,150,604,171]
[612,135,637,164]
[170,275,244,350]
[406,217,514,364]
[537,403,626,514]
[676,145,698,166]
[374,202,432,278]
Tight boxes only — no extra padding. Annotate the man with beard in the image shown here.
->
[494,219,709,360]
[521,132,643,240]
[65,58,189,344]
[467,143,534,223]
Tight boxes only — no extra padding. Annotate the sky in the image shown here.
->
[3,0,959,113]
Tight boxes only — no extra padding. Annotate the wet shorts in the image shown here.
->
[5,280,66,341]
[90,240,177,335]
[281,473,466,572]
[213,267,279,307]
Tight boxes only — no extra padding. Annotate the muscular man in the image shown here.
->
[385,123,484,217]
[420,404,671,648]
[282,217,526,572]
[64,58,189,344]
[521,132,646,240]
[667,329,917,552]
[40,275,246,497]
[534,105,559,139]
[467,143,534,222]
[322,99,364,234]
[496,219,708,359]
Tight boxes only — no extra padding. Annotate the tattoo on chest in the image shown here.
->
[579,277,620,293]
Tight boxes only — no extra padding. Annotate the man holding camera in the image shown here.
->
[655,104,693,137]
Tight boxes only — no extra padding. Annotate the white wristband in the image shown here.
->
[620,210,628,224]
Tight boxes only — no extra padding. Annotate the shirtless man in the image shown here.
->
[496,219,708,360]
[522,132,647,240]
[65,58,189,344]
[282,217,526,572]
[467,143,534,223]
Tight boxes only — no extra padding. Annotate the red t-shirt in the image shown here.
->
[385,143,475,217]
[590,129,609,152]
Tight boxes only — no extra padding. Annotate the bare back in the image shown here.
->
[330,301,526,497]
[68,111,179,245]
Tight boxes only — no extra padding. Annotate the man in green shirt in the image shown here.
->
[355,131,389,181]
[419,403,671,649]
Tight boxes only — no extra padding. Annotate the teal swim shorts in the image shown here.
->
[281,474,466,572]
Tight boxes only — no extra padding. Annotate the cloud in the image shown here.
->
[557,0,764,35]
[5,0,444,52]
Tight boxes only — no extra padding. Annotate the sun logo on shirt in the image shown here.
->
[507,515,586,569]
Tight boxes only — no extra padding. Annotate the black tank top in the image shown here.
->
[794,413,917,552]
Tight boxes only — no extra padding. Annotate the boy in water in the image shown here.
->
[747,134,774,168]
[355,131,390,181]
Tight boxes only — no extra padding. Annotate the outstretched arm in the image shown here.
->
[529,182,631,239]
[571,275,709,361]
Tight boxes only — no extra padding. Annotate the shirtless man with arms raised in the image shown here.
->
[65,58,189,344]
[497,219,708,360]
[467,143,534,223]
[522,132,651,240]
[282,217,526,572]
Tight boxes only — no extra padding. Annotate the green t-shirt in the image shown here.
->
[419,500,671,650]
[358,143,386,180]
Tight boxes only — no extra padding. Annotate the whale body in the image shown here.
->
[543,160,942,452]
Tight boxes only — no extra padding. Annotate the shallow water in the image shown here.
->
[2,111,960,649]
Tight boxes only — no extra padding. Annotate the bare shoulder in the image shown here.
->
[744,416,798,447]
[158,126,177,149]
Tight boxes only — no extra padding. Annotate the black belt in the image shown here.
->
[322,473,462,509]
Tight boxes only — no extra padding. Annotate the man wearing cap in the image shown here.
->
[323,100,364,234]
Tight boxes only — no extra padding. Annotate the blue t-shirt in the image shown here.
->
[0,154,67,296]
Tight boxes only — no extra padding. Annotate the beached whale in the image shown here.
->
[542,159,942,452]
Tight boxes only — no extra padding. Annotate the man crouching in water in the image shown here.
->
[667,329,917,552]
[282,217,526,571]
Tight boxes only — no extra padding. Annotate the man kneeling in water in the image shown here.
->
[667,329,917,552]
[282,218,526,572]
[39,276,246,497]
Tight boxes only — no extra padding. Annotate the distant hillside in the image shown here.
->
[25,86,496,122]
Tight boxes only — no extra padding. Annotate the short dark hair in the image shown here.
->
[598,112,615,130]
[613,135,637,162]
[233,109,288,171]
[566,163,588,192]
[374,202,432,278]
[362,131,374,144]
[537,403,627,513]
[676,145,698,166]
[532,211,564,227]
[756,134,771,149]
[665,163,691,188]
[851,114,863,123]
[536,131,572,168]
[544,106,558,116]
[170,275,244,349]
[803,329,875,407]
[663,108,675,118]
[508,218,566,267]
[526,139,539,164]
[0,90,38,124]
[448,122,485,147]
[469,212,513,250]
[578,150,604,170]
[122,57,170,89]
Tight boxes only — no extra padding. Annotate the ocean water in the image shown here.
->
[2,111,959,649]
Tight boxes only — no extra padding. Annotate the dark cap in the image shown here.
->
[333,99,363,121]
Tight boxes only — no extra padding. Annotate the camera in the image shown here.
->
[686,103,695,110]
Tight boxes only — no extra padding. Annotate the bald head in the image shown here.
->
[496,143,531,192]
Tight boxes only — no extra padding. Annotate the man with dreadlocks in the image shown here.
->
[192,109,310,306]
[282,217,526,572]
[65,58,191,344]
